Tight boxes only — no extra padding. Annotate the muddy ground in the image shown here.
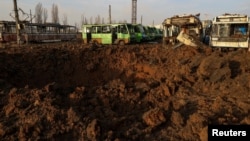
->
[0,42,249,141]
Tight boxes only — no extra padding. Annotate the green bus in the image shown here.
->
[82,23,136,45]
[132,24,148,43]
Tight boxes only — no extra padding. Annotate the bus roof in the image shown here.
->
[82,23,132,27]
[213,13,249,23]
[162,14,202,26]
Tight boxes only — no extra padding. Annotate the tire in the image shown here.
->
[119,40,125,46]
[92,41,99,47]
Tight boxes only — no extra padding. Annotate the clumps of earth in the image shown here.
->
[0,42,249,141]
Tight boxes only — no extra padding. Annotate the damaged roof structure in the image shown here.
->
[162,13,203,48]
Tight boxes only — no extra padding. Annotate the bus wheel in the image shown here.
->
[119,40,125,46]
[92,41,99,47]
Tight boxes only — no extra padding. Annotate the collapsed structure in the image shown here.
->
[162,14,203,48]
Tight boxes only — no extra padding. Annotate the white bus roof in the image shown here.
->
[213,14,249,23]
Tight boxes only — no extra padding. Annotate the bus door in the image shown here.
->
[118,25,128,42]
[112,26,118,43]
[86,27,92,43]
[101,25,112,44]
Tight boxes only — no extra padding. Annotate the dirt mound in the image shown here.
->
[0,42,249,141]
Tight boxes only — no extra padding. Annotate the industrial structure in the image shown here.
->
[131,0,137,24]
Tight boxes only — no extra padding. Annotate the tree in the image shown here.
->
[90,17,93,24]
[35,3,43,23]
[102,18,105,24]
[84,18,88,24]
[81,14,85,26]
[43,8,48,23]
[94,15,101,24]
[75,22,79,31]
[51,3,59,23]
[62,14,68,25]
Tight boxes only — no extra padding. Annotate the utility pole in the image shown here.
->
[109,5,111,24]
[13,0,21,45]
[30,9,33,23]
[132,0,137,24]
[141,15,143,24]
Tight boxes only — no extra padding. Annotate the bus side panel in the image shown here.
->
[2,33,17,42]
[211,40,249,48]
[100,33,112,44]
[117,33,130,44]
[135,33,142,43]
[91,34,103,44]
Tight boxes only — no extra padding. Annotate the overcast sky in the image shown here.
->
[1,0,250,26]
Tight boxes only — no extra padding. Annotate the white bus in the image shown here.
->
[209,14,250,51]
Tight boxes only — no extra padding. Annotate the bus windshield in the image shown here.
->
[126,24,134,34]
[212,23,248,37]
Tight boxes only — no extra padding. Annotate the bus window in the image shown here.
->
[9,25,16,33]
[134,25,140,33]
[228,24,248,37]
[235,25,247,35]
[219,24,229,37]
[112,26,117,33]
[102,25,111,33]
[119,25,128,34]
[92,26,102,33]
[0,24,4,32]
[86,27,91,33]
[212,24,218,36]
[92,26,97,33]
[127,24,134,33]
[239,27,247,35]
[97,26,102,33]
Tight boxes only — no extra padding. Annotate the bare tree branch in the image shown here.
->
[62,14,68,25]
[51,3,59,23]
[43,8,48,23]
[35,3,43,23]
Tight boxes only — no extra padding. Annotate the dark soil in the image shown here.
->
[0,42,249,141]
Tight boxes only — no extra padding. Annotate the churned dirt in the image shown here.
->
[0,42,249,141]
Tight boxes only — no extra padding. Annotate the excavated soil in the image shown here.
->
[0,42,250,141]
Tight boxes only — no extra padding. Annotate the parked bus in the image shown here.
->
[209,13,250,51]
[143,26,156,41]
[132,24,148,43]
[0,21,77,44]
[150,26,163,40]
[162,14,203,47]
[82,23,136,46]
[25,22,77,42]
